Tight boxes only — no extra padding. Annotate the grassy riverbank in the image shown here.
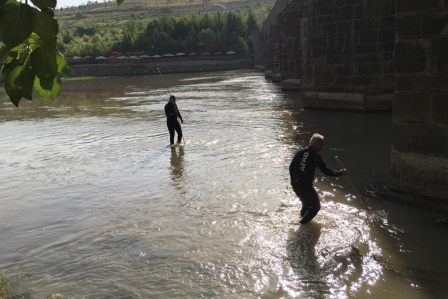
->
[0,272,29,299]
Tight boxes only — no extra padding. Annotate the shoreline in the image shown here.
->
[66,55,254,77]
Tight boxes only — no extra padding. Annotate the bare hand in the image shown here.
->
[341,168,348,175]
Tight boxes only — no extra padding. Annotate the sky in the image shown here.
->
[57,0,93,8]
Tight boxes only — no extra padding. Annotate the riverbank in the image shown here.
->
[67,55,254,77]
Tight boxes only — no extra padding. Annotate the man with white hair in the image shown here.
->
[289,133,347,224]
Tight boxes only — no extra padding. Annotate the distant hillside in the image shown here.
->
[56,0,276,30]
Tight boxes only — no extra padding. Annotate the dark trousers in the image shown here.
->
[293,185,321,224]
[167,120,182,145]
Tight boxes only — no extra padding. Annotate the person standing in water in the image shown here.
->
[164,95,184,146]
[289,133,347,224]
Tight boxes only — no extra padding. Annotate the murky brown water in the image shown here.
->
[1,70,447,298]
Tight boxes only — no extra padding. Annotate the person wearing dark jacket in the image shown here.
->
[164,95,183,146]
[289,133,347,224]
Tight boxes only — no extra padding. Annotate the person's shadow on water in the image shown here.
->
[286,222,329,296]
[170,146,184,184]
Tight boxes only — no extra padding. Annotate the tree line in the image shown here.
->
[59,9,261,57]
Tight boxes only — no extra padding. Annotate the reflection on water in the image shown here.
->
[287,222,323,295]
[170,146,185,183]
[0,70,447,298]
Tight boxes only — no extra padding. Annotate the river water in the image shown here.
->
[0,70,447,299]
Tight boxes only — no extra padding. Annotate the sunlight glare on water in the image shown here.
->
[1,70,447,298]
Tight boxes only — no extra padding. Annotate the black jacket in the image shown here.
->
[289,146,341,188]
[165,102,183,122]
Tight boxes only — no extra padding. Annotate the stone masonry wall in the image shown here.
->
[391,0,448,200]
[299,0,396,111]
[277,0,301,80]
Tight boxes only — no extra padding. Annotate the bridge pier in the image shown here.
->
[254,0,448,200]
[390,0,448,200]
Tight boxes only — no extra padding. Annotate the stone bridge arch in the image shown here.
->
[253,0,448,200]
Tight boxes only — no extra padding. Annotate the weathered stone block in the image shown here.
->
[281,79,301,90]
[392,121,410,152]
[383,61,396,74]
[390,150,448,200]
[378,41,395,52]
[337,21,352,33]
[410,123,448,156]
[393,91,431,121]
[432,94,448,125]
[358,62,382,75]
[395,40,427,73]
[318,15,334,25]
[379,28,396,41]
[354,3,371,19]
[333,75,349,86]
[357,43,378,54]
[396,0,440,14]
[326,55,343,64]
[319,4,335,16]
[396,14,419,38]
[312,35,327,47]
[359,30,379,43]
[312,47,324,58]
[415,76,448,91]
[421,12,448,36]
[356,53,380,63]
[371,2,388,17]
[334,64,356,75]
[380,16,396,29]
[430,37,448,74]
[303,91,392,111]
[265,70,274,78]
[272,72,282,82]
[396,75,415,91]
[335,6,354,21]
[350,75,373,86]
[322,23,337,34]
[354,17,379,31]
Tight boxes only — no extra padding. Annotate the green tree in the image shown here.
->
[184,29,199,53]
[199,13,213,31]
[246,8,260,36]
[0,0,125,106]
[120,20,138,52]
[212,11,226,34]
[198,28,217,52]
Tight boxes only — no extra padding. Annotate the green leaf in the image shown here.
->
[2,41,30,65]
[30,0,56,10]
[34,73,61,99]
[0,46,11,64]
[27,32,41,52]
[33,9,58,46]
[56,51,70,75]
[0,0,35,48]
[30,45,57,82]
[16,66,35,101]
[4,64,31,107]
[5,81,23,107]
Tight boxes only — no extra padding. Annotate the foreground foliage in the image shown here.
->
[0,0,124,106]
[0,271,29,299]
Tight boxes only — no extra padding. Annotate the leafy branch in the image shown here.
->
[0,0,124,107]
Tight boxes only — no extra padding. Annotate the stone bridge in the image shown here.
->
[253,0,448,201]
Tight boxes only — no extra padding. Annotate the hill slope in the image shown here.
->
[56,0,275,29]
